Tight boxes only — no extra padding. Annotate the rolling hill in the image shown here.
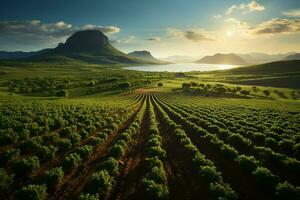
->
[221,60,300,88]
[283,53,300,61]
[196,53,248,65]
[128,50,166,64]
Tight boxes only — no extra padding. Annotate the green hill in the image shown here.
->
[25,30,159,65]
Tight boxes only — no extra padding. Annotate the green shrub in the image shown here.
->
[110,144,125,158]
[141,179,168,200]
[38,145,57,161]
[69,133,82,145]
[220,144,238,159]
[100,157,119,176]
[253,167,279,190]
[0,168,14,193]
[16,184,47,200]
[63,153,81,171]
[235,155,258,173]
[199,166,222,183]
[12,156,40,175]
[89,170,114,195]
[146,166,167,184]
[75,145,94,159]
[78,193,99,200]
[42,167,64,186]
[209,182,238,200]
[146,146,166,159]
[276,181,300,200]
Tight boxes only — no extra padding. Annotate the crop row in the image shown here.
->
[154,94,300,199]
[151,95,239,200]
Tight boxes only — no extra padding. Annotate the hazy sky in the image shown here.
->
[0,0,300,57]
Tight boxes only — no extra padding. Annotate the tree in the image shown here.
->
[263,90,270,97]
[16,184,47,200]
[190,82,198,87]
[252,86,258,93]
[240,90,250,96]
[87,81,96,87]
[182,83,191,91]
[236,86,242,91]
[157,83,163,87]
[56,90,67,97]
[118,82,131,91]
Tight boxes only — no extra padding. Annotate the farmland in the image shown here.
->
[1,88,299,200]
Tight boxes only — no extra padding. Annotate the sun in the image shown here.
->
[226,31,233,37]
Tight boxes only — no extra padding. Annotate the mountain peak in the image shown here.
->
[54,30,111,54]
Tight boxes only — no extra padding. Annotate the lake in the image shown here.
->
[123,63,240,72]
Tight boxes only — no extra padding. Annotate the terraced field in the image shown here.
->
[1,93,300,200]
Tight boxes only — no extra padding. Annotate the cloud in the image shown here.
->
[249,18,300,35]
[83,24,120,34]
[213,15,222,19]
[146,37,161,41]
[110,36,135,44]
[247,1,265,12]
[225,17,300,36]
[282,9,300,17]
[168,28,215,42]
[226,5,237,15]
[0,20,121,49]
[226,1,265,15]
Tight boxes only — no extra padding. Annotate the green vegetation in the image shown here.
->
[0,57,299,200]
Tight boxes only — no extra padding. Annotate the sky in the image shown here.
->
[0,0,300,57]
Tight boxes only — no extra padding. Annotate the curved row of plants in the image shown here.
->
[154,94,300,199]
[151,95,239,200]
[0,96,143,199]
[77,96,148,200]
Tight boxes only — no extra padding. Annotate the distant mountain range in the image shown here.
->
[237,52,297,63]
[0,30,163,65]
[128,50,166,64]
[0,49,51,59]
[283,53,300,61]
[196,53,248,65]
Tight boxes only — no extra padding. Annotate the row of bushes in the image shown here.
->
[141,100,168,200]
[156,95,300,199]
[79,99,147,199]
[163,98,300,184]
[152,96,238,200]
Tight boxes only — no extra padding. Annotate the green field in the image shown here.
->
[0,60,300,200]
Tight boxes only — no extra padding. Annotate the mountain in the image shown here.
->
[196,53,247,65]
[283,53,300,61]
[0,49,51,59]
[224,60,300,89]
[128,50,166,63]
[238,52,296,63]
[26,30,159,65]
[159,55,202,63]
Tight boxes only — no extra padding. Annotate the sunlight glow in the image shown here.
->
[226,31,233,37]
